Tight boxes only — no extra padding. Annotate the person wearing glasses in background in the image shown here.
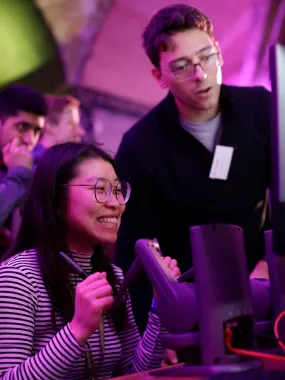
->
[0,142,180,379]
[115,3,271,339]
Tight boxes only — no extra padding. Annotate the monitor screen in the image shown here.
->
[269,43,285,254]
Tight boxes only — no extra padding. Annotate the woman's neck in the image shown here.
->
[66,235,94,256]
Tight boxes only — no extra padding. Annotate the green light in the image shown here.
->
[0,0,55,86]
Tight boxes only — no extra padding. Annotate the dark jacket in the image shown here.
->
[115,84,271,331]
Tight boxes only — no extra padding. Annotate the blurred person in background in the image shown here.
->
[33,95,85,161]
[0,84,47,255]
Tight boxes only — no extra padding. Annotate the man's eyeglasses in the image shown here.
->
[162,52,221,82]
[64,178,131,205]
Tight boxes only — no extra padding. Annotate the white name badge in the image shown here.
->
[209,145,234,180]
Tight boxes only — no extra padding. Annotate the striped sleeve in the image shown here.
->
[116,290,165,376]
[0,266,88,380]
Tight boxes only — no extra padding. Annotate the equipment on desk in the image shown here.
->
[134,230,275,377]
[60,235,276,375]
[58,233,282,377]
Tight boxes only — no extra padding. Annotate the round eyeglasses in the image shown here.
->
[162,52,221,82]
[65,178,131,205]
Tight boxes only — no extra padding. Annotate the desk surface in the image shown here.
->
[114,364,201,380]
[114,359,285,380]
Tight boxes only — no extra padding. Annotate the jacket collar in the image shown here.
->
[158,84,248,148]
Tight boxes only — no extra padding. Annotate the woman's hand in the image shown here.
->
[162,256,181,279]
[162,349,179,367]
[69,272,113,345]
[153,256,181,299]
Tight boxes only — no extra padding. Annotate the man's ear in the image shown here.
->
[152,67,169,89]
[214,41,224,67]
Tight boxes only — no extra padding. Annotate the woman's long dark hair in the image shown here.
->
[2,142,127,331]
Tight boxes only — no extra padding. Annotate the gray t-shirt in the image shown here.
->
[180,113,221,153]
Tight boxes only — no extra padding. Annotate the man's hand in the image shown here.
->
[2,138,33,170]
[249,259,269,280]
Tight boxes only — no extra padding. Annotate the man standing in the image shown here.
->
[115,4,271,331]
[0,85,47,253]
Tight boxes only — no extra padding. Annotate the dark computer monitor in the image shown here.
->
[269,43,285,254]
[265,44,285,319]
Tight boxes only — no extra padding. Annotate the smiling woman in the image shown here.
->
[63,157,130,249]
[0,142,180,379]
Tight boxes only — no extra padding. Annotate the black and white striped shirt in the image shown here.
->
[0,250,165,379]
